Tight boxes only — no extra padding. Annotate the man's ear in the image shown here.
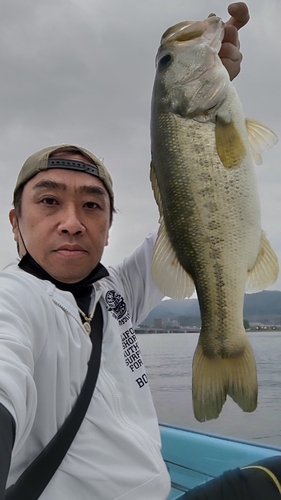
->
[105,218,113,247]
[9,209,20,243]
[104,228,110,247]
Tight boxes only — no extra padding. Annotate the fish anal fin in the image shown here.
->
[246,118,278,166]
[151,218,195,299]
[215,117,246,168]
[192,336,257,422]
[246,230,279,293]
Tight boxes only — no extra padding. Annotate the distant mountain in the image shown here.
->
[143,290,281,326]
[244,291,281,323]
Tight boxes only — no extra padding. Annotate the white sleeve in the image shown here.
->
[0,274,46,454]
[108,233,164,327]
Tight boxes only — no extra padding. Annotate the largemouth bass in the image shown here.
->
[150,16,279,422]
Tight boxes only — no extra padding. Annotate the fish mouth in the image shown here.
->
[160,16,224,52]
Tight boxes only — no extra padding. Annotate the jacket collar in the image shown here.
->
[18,252,109,292]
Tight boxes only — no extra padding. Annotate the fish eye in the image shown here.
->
[158,53,172,68]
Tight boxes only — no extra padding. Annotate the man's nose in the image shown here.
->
[57,206,85,235]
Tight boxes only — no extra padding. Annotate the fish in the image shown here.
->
[150,16,279,422]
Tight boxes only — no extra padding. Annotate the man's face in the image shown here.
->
[9,158,111,283]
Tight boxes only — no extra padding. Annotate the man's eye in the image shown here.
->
[84,201,100,209]
[41,197,58,205]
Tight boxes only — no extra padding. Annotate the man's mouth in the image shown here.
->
[54,244,87,257]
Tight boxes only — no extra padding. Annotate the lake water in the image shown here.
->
[137,331,281,447]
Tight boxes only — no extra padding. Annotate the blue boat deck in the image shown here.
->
[160,424,281,499]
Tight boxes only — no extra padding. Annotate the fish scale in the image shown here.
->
[150,16,279,421]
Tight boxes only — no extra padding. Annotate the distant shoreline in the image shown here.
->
[136,328,281,334]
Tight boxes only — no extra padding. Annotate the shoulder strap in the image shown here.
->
[5,303,103,500]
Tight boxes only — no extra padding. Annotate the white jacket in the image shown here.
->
[0,234,171,500]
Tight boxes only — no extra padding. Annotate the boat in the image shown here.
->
[160,423,281,499]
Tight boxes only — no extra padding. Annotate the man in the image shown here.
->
[0,4,250,499]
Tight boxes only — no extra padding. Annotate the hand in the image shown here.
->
[209,3,250,80]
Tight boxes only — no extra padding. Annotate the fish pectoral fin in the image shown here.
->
[192,335,257,422]
[215,116,246,168]
[151,218,195,299]
[246,230,279,293]
[246,118,278,166]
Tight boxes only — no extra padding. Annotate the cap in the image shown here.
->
[13,144,114,202]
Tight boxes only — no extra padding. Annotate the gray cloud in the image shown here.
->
[0,0,280,293]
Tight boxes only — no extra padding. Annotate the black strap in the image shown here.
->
[5,303,103,500]
[0,405,15,500]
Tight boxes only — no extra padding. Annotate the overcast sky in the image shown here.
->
[0,0,280,292]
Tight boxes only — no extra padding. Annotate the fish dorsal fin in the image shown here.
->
[150,161,195,298]
[215,116,246,168]
[151,217,195,299]
[246,230,279,292]
[246,118,278,166]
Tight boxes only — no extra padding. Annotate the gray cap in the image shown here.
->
[14,144,114,202]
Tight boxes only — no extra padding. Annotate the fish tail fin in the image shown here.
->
[227,337,258,411]
[192,335,257,422]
